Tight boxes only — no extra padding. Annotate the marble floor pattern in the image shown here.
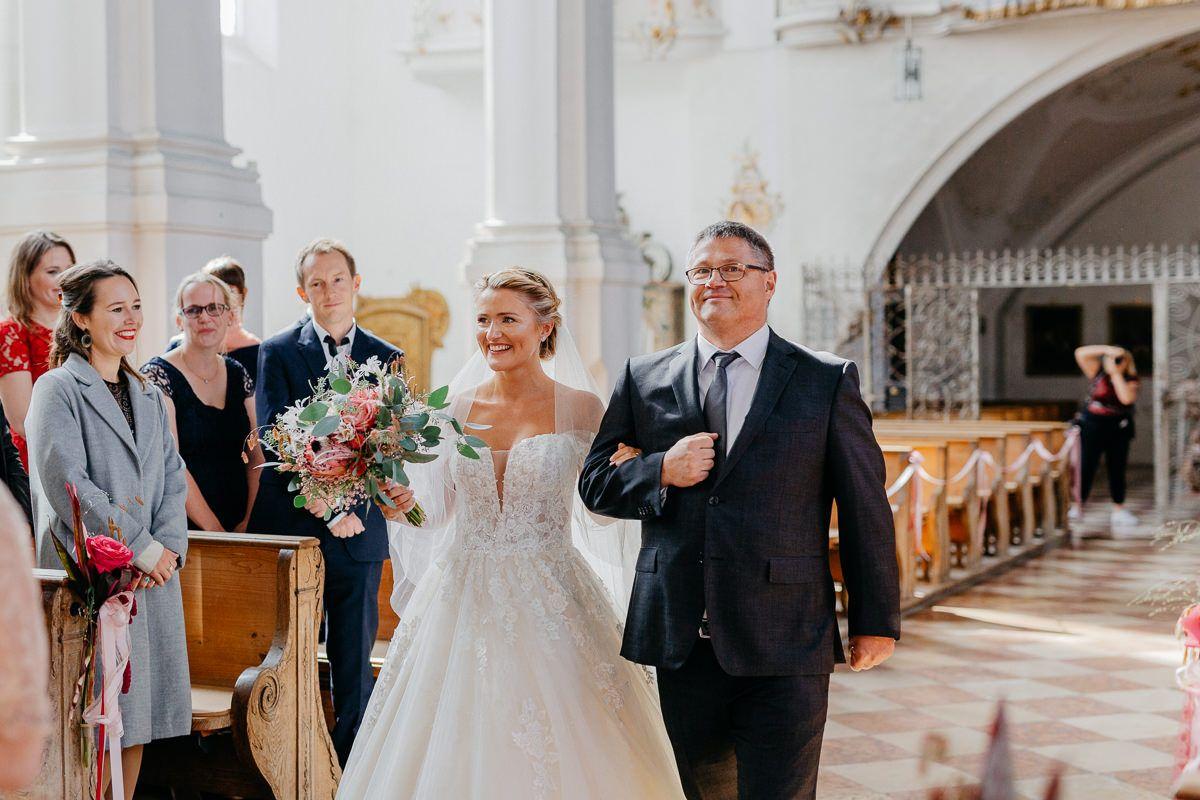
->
[820,532,1200,799]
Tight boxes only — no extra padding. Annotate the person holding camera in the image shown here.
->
[1073,345,1140,528]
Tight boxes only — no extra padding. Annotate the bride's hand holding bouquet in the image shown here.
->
[255,356,482,527]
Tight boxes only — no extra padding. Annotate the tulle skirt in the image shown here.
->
[337,543,685,799]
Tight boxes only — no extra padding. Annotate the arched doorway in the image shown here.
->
[806,30,1200,515]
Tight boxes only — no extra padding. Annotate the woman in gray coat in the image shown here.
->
[28,260,189,800]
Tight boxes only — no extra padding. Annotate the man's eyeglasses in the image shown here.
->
[181,303,230,319]
[685,262,771,285]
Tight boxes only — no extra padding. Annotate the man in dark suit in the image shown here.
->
[248,238,403,765]
[579,221,900,799]
[0,405,31,526]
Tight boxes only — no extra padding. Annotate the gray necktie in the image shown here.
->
[703,351,741,467]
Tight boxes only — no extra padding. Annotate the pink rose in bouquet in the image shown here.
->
[304,440,359,479]
[342,387,380,433]
[85,535,134,574]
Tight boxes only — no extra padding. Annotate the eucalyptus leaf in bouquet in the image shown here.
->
[255,356,481,526]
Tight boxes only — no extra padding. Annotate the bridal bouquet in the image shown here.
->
[257,356,484,526]
[50,483,143,798]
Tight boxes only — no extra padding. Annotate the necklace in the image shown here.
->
[181,351,222,385]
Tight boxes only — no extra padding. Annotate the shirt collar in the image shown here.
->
[696,324,770,371]
[311,317,357,350]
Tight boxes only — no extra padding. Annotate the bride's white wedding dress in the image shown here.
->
[337,430,685,799]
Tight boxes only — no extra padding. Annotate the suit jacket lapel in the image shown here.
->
[296,319,329,383]
[349,326,375,366]
[66,355,139,460]
[668,339,705,434]
[713,333,798,487]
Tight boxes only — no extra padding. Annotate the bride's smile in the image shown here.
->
[475,287,554,373]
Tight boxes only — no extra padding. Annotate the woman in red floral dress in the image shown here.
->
[0,231,75,468]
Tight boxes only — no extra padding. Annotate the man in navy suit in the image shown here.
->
[248,238,404,765]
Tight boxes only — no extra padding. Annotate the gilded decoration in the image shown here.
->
[624,0,718,59]
[356,287,450,394]
[723,142,784,232]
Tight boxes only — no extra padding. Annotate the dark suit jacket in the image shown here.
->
[247,318,402,562]
[0,406,31,526]
[579,330,900,676]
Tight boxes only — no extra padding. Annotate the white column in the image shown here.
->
[0,0,271,357]
[464,0,645,387]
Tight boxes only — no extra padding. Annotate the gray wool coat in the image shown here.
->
[29,353,191,746]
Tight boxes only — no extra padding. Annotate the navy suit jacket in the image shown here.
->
[248,318,403,562]
[579,331,900,676]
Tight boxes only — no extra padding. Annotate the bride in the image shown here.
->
[337,269,685,799]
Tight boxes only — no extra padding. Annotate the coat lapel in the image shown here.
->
[296,319,330,383]
[130,375,159,467]
[65,354,139,460]
[713,333,798,487]
[668,339,705,434]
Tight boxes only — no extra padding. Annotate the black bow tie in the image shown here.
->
[323,334,349,358]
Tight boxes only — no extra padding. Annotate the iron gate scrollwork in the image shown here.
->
[1165,281,1200,508]
[800,245,1200,514]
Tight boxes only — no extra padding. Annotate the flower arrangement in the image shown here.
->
[256,356,483,526]
[50,483,143,798]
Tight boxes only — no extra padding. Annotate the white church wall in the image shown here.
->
[222,1,484,384]
[220,2,1200,382]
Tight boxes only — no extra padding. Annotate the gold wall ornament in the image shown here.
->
[629,0,680,59]
[723,142,784,232]
[962,0,1196,21]
[356,287,450,394]
[838,2,895,43]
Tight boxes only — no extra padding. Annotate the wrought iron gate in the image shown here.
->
[800,246,1200,514]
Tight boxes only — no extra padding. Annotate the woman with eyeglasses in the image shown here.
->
[142,272,264,532]
[164,256,261,384]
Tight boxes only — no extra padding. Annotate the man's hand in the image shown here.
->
[379,480,417,521]
[849,635,895,671]
[305,498,330,518]
[329,513,365,539]
[660,433,718,488]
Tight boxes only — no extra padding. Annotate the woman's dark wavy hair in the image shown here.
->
[49,259,144,386]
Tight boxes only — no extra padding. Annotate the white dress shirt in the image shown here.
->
[695,324,770,454]
[310,317,358,528]
[311,317,358,367]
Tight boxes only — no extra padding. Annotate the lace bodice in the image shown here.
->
[451,433,586,556]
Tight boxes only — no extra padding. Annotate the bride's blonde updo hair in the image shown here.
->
[473,268,563,359]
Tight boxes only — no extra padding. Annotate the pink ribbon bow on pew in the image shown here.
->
[82,590,136,800]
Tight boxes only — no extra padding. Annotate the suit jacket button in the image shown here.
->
[708,496,720,506]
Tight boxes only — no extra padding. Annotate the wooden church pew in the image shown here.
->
[142,532,339,800]
[0,570,90,800]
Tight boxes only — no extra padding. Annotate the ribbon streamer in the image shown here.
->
[82,591,135,800]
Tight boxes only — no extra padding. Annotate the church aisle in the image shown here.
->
[819,537,1197,799]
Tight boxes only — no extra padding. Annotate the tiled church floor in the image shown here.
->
[820,534,1199,798]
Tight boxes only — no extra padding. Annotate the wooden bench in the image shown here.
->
[872,435,951,583]
[142,533,339,800]
[876,422,1016,562]
[1,570,90,800]
[876,426,987,570]
[960,420,1073,538]
[829,444,916,609]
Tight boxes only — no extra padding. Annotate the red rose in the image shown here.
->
[304,440,357,479]
[341,388,380,433]
[85,535,133,574]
